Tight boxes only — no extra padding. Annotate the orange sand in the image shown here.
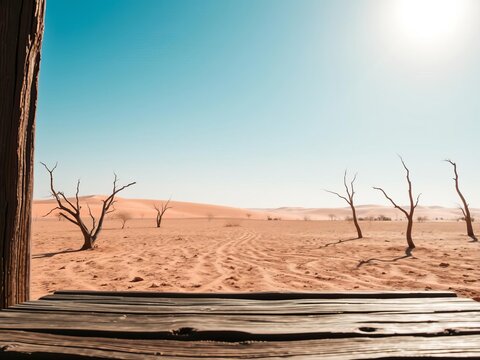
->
[31,198,480,300]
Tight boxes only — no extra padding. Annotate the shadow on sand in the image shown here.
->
[320,237,362,248]
[356,247,414,268]
[33,248,83,259]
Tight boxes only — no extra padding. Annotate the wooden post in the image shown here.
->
[0,0,46,308]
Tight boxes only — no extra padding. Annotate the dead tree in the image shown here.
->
[326,170,363,239]
[445,160,477,241]
[154,199,172,228]
[116,211,133,230]
[42,163,135,250]
[373,157,420,249]
[0,0,46,308]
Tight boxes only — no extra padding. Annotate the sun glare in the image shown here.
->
[394,0,463,43]
[391,0,472,47]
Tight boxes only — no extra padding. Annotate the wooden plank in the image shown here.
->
[11,297,480,316]
[5,307,480,326]
[1,292,479,357]
[52,290,458,300]
[1,330,480,359]
[39,292,470,306]
[1,308,479,340]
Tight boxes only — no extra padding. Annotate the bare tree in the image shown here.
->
[154,199,172,228]
[116,211,133,229]
[326,170,363,239]
[42,163,135,250]
[373,157,420,249]
[445,160,477,241]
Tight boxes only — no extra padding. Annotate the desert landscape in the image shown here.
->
[31,197,480,301]
[4,1,480,357]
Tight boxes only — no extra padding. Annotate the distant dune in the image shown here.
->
[33,196,479,221]
[258,205,480,221]
[33,196,271,220]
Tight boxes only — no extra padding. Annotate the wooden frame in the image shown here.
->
[0,0,46,308]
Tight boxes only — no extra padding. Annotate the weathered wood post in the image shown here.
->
[0,0,46,308]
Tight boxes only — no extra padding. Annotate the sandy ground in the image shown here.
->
[31,217,480,301]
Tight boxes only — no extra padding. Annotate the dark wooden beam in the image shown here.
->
[0,0,46,308]
[52,290,458,299]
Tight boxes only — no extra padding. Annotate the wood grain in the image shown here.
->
[1,331,480,359]
[0,0,46,309]
[1,291,480,358]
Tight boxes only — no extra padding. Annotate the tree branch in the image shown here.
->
[161,198,173,215]
[324,189,349,204]
[92,174,135,239]
[414,193,421,208]
[373,186,409,217]
[42,206,60,218]
[87,204,96,235]
[60,213,79,226]
[349,172,358,200]
[75,179,81,210]
[326,170,358,206]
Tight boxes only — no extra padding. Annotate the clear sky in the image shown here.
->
[35,0,480,208]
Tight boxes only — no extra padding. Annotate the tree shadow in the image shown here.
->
[356,247,414,268]
[320,237,362,249]
[32,248,82,259]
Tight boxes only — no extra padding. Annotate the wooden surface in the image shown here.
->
[1,291,479,358]
[0,0,46,308]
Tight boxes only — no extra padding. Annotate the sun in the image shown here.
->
[390,0,473,49]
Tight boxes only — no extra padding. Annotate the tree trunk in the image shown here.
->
[406,217,415,249]
[351,206,362,239]
[0,0,46,309]
[464,212,477,241]
[448,160,478,241]
[466,220,476,240]
[80,235,95,251]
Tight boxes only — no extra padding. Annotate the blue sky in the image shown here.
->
[35,0,480,208]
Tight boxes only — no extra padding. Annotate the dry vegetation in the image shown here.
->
[31,218,480,301]
[33,156,479,302]
[41,163,135,250]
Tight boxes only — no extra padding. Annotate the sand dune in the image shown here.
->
[256,205,480,221]
[33,196,478,222]
[33,196,271,220]
[263,205,480,221]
